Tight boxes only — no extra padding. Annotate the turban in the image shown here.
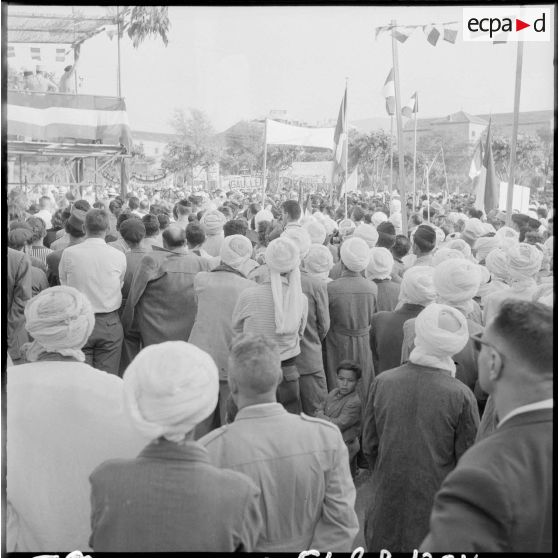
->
[22,286,95,362]
[390,212,402,232]
[340,237,370,272]
[304,244,334,280]
[366,247,394,280]
[445,238,472,258]
[434,226,446,246]
[200,210,226,235]
[494,225,519,244]
[220,234,253,271]
[486,248,510,282]
[282,226,312,259]
[390,199,401,213]
[302,219,327,245]
[483,223,496,234]
[476,264,491,297]
[447,212,460,224]
[506,242,543,281]
[254,209,274,227]
[371,211,388,227]
[322,215,338,236]
[353,223,379,248]
[399,266,437,306]
[410,303,469,375]
[474,235,500,262]
[123,341,218,442]
[462,218,486,245]
[434,258,482,308]
[265,237,305,334]
[338,218,356,238]
[432,248,466,267]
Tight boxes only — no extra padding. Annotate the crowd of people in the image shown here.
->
[6,182,553,553]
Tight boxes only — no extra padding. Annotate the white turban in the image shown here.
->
[486,248,510,282]
[366,247,394,280]
[506,242,543,281]
[463,217,486,238]
[220,234,253,271]
[338,218,356,238]
[201,210,226,235]
[410,303,469,375]
[265,237,305,334]
[282,226,312,259]
[447,212,460,224]
[254,209,274,227]
[432,248,466,267]
[474,236,500,262]
[322,215,338,236]
[434,258,482,308]
[22,286,95,362]
[303,244,334,281]
[302,219,327,245]
[434,226,446,246]
[353,223,379,248]
[123,341,218,442]
[390,199,401,213]
[399,266,437,306]
[340,237,370,272]
[371,211,388,227]
[476,264,491,297]
[445,238,472,258]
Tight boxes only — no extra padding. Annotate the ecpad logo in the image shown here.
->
[462,7,551,42]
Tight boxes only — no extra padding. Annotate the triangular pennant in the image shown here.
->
[443,27,458,44]
[393,26,411,43]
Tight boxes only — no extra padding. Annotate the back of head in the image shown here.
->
[65,209,86,238]
[340,236,370,272]
[120,218,146,245]
[25,216,46,242]
[73,199,91,212]
[157,213,170,230]
[491,300,552,376]
[223,219,248,237]
[139,199,149,211]
[175,200,191,219]
[164,224,187,248]
[399,265,437,306]
[85,209,109,235]
[282,199,301,221]
[8,228,33,250]
[185,222,205,247]
[128,196,140,210]
[351,206,365,223]
[376,221,396,249]
[220,234,253,270]
[228,334,282,396]
[142,214,160,237]
[433,258,482,305]
[391,234,411,259]
[413,224,436,253]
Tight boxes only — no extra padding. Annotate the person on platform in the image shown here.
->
[421,301,552,552]
[58,46,80,94]
[33,64,58,92]
[200,334,358,552]
[89,341,263,552]
[363,303,479,552]
[59,209,126,375]
[6,287,149,552]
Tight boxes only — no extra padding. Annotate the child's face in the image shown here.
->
[336,369,358,396]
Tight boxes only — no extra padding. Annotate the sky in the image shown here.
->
[8,4,555,134]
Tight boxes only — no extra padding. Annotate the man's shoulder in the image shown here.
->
[299,412,345,437]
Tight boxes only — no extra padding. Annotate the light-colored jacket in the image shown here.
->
[200,402,359,552]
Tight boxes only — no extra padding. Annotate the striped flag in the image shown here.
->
[56,48,66,62]
[474,120,499,214]
[382,68,395,116]
[30,47,41,60]
[333,86,347,168]
[402,91,418,117]
[8,45,15,58]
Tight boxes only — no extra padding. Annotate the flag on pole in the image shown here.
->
[341,167,358,194]
[333,86,347,168]
[469,140,483,180]
[383,69,395,116]
[474,121,499,214]
[30,47,41,60]
[401,91,418,117]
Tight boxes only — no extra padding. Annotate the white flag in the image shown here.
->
[266,119,334,149]
[341,167,358,194]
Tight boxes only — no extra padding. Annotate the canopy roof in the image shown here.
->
[7,140,128,158]
[7,9,116,46]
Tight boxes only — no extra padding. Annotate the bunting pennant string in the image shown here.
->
[375,20,459,45]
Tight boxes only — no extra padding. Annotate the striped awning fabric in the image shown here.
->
[7,91,132,151]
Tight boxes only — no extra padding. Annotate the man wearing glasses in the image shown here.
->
[421,300,553,552]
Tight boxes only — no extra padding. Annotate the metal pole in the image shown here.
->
[344,78,348,218]
[506,40,524,225]
[261,118,268,206]
[116,5,122,97]
[389,114,394,193]
[19,154,23,188]
[441,145,449,197]
[391,19,408,234]
[412,108,418,210]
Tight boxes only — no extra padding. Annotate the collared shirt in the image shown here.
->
[28,245,52,267]
[498,398,553,429]
[59,237,126,313]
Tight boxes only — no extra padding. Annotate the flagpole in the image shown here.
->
[261,118,268,207]
[441,145,449,197]
[391,19,408,235]
[505,40,524,225]
[412,102,418,211]
[389,114,394,193]
[344,77,349,218]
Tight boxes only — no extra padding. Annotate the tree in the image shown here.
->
[110,6,170,47]
[161,108,220,187]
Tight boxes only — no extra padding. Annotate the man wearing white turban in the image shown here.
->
[462,217,486,247]
[200,209,227,257]
[201,334,358,552]
[232,237,308,413]
[389,199,403,235]
[370,266,436,375]
[303,218,327,245]
[329,223,378,280]
[444,238,472,259]
[282,226,312,259]
[325,237,377,399]
[366,247,400,312]
[362,303,479,552]
[188,235,255,434]
[303,244,334,283]
[89,341,263,551]
[432,248,466,267]
[7,286,150,552]
[371,211,388,227]
[483,242,544,325]
[473,235,500,263]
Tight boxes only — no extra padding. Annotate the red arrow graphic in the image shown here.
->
[516,18,530,31]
